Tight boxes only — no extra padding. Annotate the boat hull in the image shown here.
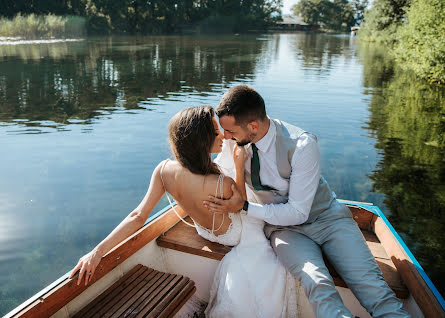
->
[5,201,445,318]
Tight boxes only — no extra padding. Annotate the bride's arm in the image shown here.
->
[69,160,166,286]
[233,145,247,201]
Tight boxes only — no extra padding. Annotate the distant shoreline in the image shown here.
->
[0,37,84,45]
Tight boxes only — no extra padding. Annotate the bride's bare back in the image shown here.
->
[160,160,235,235]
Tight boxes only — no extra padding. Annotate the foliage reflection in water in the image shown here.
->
[359,43,445,294]
[0,34,443,316]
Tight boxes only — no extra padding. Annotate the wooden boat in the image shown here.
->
[5,200,445,318]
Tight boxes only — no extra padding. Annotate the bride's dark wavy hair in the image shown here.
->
[169,106,221,175]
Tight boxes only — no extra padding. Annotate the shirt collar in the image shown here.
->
[248,118,275,153]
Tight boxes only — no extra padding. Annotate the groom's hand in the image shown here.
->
[203,184,244,213]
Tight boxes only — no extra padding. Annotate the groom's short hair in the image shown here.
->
[216,85,267,126]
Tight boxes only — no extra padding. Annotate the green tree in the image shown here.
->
[292,0,361,31]
[394,0,445,85]
[350,0,368,24]
[359,0,411,43]
[292,0,326,25]
[0,0,282,35]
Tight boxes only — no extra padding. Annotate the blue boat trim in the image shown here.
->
[338,199,445,310]
[144,203,175,225]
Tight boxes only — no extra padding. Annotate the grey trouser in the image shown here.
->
[268,201,410,318]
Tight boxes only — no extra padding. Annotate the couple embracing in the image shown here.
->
[71,86,409,317]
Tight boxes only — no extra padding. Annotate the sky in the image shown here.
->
[283,0,297,15]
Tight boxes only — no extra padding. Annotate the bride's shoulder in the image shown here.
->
[221,175,236,200]
[155,159,184,179]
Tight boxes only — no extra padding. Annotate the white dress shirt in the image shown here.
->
[214,119,321,226]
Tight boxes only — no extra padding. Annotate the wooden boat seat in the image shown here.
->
[157,217,409,299]
[72,264,196,318]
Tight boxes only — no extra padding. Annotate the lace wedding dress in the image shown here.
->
[196,175,298,318]
[160,163,297,317]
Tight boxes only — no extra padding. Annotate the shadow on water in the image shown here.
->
[358,43,445,297]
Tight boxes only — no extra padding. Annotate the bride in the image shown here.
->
[69,105,296,317]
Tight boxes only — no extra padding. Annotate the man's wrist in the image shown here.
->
[242,200,249,212]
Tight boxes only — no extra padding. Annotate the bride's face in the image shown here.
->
[210,116,224,154]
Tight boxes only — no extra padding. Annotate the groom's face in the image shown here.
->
[218,115,256,146]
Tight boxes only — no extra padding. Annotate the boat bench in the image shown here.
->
[72,264,196,318]
[157,216,409,299]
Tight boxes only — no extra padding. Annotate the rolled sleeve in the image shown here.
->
[247,133,321,226]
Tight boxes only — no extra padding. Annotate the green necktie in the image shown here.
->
[251,143,275,191]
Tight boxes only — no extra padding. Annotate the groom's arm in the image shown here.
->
[247,134,321,225]
[205,134,321,225]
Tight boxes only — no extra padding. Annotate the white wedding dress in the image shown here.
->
[193,175,298,318]
[160,164,297,318]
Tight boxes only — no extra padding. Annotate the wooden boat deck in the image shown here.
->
[9,203,444,318]
[157,215,409,299]
[72,265,196,318]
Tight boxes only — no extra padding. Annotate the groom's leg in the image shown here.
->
[270,230,353,318]
[321,213,410,318]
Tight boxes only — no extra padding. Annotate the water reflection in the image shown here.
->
[359,43,445,295]
[0,34,444,316]
[293,34,356,75]
[0,36,267,133]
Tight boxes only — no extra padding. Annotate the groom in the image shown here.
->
[204,85,409,317]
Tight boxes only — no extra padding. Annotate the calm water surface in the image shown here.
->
[0,34,444,315]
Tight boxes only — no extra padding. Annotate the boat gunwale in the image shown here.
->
[6,200,445,318]
[339,199,445,317]
[4,204,185,318]
[338,199,445,314]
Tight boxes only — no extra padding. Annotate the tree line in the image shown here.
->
[292,0,444,85]
[0,0,282,34]
[360,0,444,85]
[291,0,368,32]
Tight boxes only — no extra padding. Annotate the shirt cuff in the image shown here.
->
[247,202,265,220]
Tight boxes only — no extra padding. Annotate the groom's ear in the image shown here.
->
[247,120,259,132]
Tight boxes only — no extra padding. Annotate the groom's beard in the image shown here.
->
[236,139,250,146]
[235,132,256,146]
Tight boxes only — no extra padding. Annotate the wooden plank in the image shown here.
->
[158,283,196,318]
[71,264,143,318]
[73,265,196,318]
[120,272,167,318]
[131,273,177,317]
[373,217,445,317]
[106,268,160,318]
[346,205,375,230]
[90,266,154,318]
[374,257,409,299]
[12,207,186,318]
[83,266,149,318]
[109,270,162,318]
[362,230,389,260]
[157,217,232,261]
[145,277,191,318]
[135,275,183,318]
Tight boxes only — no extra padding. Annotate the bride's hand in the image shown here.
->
[233,145,247,170]
[69,248,103,286]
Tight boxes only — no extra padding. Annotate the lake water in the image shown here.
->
[0,33,444,315]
